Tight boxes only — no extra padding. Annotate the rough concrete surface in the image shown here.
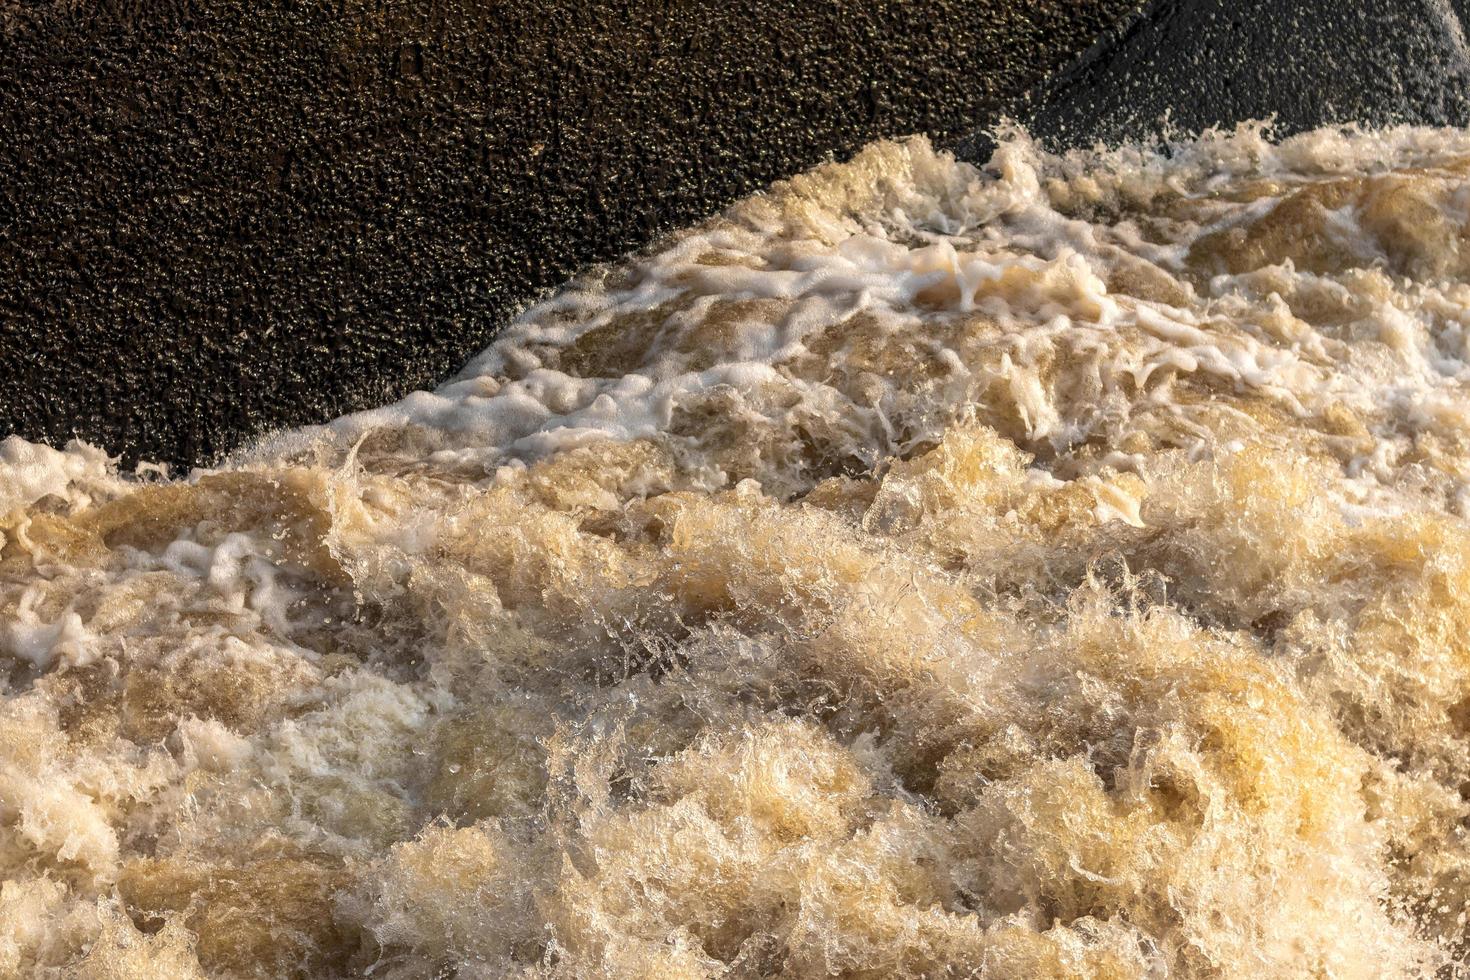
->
[0,0,1137,467]
[1002,0,1470,150]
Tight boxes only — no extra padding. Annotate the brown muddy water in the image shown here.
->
[6,126,1470,977]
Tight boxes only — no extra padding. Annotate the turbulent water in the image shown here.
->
[10,125,1470,978]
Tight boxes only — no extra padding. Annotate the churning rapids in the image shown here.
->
[9,125,1470,978]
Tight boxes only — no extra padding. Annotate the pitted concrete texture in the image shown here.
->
[1004,0,1470,150]
[0,0,1138,468]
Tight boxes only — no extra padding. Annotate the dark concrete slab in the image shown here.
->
[988,0,1470,152]
[0,0,1137,468]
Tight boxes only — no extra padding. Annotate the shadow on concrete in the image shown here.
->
[961,0,1470,157]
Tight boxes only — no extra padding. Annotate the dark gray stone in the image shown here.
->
[989,0,1470,152]
[0,0,1137,468]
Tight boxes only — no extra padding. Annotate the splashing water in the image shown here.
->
[8,125,1470,977]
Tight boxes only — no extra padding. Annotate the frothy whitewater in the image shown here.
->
[8,125,1470,977]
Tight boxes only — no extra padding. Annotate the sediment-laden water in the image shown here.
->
[7,125,1470,977]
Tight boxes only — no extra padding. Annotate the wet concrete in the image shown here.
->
[0,0,1136,468]
[990,0,1470,151]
